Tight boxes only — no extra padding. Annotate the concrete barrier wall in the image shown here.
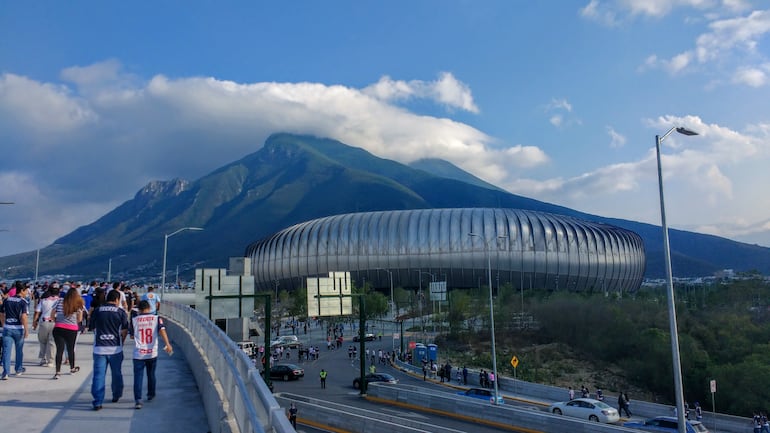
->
[164,302,295,433]
[395,359,747,432]
[367,383,643,433]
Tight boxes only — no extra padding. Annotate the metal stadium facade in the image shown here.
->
[245,208,646,293]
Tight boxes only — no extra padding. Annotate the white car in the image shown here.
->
[549,398,620,423]
[270,335,300,348]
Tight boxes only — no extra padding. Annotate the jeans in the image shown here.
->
[133,357,158,402]
[91,352,124,407]
[2,327,25,376]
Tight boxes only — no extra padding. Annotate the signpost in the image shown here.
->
[510,355,519,393]
[306,272,368,395]
[710,379,717,433]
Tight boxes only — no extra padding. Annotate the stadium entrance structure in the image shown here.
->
[244,208,645,294]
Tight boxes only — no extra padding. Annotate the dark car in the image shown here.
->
[624,416,710,433]
[352,372,398,389]
[456,388,505,405]
[352,333,376,342]
[269,364,305,381]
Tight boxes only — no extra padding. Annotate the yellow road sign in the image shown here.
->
[510,355,519,368]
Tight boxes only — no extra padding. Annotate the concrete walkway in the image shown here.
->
[0,329,208,433]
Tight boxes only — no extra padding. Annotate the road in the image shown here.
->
[268,322,517,433]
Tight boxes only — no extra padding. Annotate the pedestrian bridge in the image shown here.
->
[0,299,294,433]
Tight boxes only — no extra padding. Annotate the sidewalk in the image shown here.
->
[0,329,207,433]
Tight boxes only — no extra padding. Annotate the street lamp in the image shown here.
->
[413,270,435,338]
[107,254,127,283]
[161,227,204,295]
[469,232,508,405]
[656,126,698,433]
[376,268,394,316]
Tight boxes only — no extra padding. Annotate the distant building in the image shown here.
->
[244,208,646,294]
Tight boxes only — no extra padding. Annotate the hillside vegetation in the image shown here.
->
[429,276,770,417]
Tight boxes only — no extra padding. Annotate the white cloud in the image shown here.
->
[0,63,540,255]
[732,66,768,86]
[545,98,577,128]
[695,10,770,63]
[579,0,619,26]
[646,9,770,81]
[363,72,480,113]
[547,98,573,112]
[606,126,627,148]
[503,114,770,246]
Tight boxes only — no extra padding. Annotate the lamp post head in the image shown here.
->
[675,127,698,136]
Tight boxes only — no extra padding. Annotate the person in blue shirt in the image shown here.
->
[90,289,129,410]
[1,282,30,380]
[140,286,161,315]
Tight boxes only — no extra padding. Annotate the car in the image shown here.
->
[269,364,304,381]
[352,373,398,389]
[352,333,376,342]
[549,398,620,423]
[624,416,710,433]
[456,388,505,405]
[270,335,301,348]
[236,341,258,359]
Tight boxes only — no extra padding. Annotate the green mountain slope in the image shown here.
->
[1,133,769,281]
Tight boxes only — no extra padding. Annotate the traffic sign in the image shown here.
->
[510,355,519,368]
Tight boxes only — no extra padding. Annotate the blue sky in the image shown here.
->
[1,1,770,257]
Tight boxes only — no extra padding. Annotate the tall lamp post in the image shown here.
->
[413,270,434,338]
[107,254,127,283]
[656,126,698,433]
[161,227,203,295]
[469,232,508,405]
[376,268,394,316]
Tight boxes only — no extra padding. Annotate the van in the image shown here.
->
[237,341,258,358]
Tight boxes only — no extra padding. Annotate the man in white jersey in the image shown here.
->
[131,300,172,409]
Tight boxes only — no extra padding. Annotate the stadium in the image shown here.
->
[245,208,646,294]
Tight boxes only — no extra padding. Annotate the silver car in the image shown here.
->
[549,398,620,423]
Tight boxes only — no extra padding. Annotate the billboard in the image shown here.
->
[306,271,353,317]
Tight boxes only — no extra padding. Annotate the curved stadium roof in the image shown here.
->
[245,208,645,294]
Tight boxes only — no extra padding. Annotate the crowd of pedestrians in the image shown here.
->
[0,279,172,411]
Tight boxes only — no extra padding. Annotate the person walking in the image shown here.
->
[288,403,298,428]
[90,289,129,410]
[319,369,327,389]
[32,285,59,367]
[140,286,161,315]
[462,366,468,385]
[568,386,575,400]
[618,391,632,417]
[131,300,173,409]
[1,282,30,380]
[51,286,85,379]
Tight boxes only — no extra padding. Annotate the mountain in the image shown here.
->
[1,132,769,281]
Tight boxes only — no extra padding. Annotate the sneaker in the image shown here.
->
[135,402,143,410]
[111,397,120,403]
[45,362,53,368]
[93,405,103,411]
[0,374,8,380]
[39,359,47,366]
[14,368,26,376]
[147,395,155,401]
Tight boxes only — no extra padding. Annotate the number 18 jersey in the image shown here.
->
[132,313,165,360]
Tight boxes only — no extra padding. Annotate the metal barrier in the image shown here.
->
[163,301,295,433]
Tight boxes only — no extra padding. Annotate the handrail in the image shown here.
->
[163,301,295,433]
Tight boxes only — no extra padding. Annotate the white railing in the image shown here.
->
[163,301,294,433]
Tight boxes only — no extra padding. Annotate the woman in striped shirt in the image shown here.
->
[51,287,84,379]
